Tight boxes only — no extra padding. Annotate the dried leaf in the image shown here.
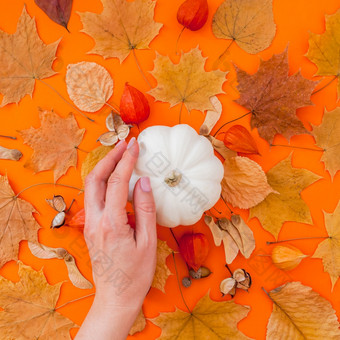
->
[66,62,114,112]
[306,10,340,97]
[129,308,146,335]
[81,145,114,185]
[221,156,275,209]
[152,239,172,293]
[223,125,259,155]
[0,146,22,161]
[46,195,66,212]
[0,175,39,268]
[0,7,59,107]
[149,47,227,112]
[236,49,316,144]
[151,292,251,339]
[207,135,237,159]
[29,242,93,289]
[312,108,340,179]
[79,0,162,62]
[265,282,340,339]
[0,262,77,338]
[34,0,73,30]
[250,156,320,239]
[199,96,222,136]
[212,0,276,54]
[19,110,85,182]
[312,201,340,290]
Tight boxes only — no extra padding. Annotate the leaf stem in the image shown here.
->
[132,49,152,89]
[0,134,16,140]
[104,102,120,114]
[55,293,95,311]
[170,228,180,248]
[213,111,252,137]
[179,101,184,124]
[270,144,324,152]
[175,26,186,55]
[220,195,234,215]
[266,236,329,245]
[312,75,338,96]
[38,79,95,122]
[218,39,235,61]
[225,264,233,276]
[172,252,191,314]
[15,183,83,198]
[75,146,89,153]
[66,198,75,213]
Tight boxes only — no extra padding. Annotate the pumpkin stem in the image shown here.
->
[164,169,182,187]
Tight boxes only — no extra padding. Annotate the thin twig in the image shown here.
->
[220,195,233,214]
[75,146,89,153]
[0,135,16,140]
[55,293,95,310]
[179,101,184,124]
[38,79,95,122]
[170,229,180,248]
[270,144,324,152]
[312,75,338,96]
[175,26,186,55]
[172,252,191,313]
[218,39,235,60]
[225,264,233,276]
[132,49,152,89]
[66,199,75,213]
[213,111,252,137]
[15,183,83,198]
[266,236,329,245]
[104,102,120,114]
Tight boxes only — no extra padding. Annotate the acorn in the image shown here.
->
[271,245,308,271]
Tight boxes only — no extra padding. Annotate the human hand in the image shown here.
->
[76,137,157,340]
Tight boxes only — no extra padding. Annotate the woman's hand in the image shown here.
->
[75,137,157,340]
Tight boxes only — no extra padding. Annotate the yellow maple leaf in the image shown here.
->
[250,156,320,239]
[312,107,340,180]
[19,110,85,182]
[0,262,77,339]
[79,0,162,62]
[150,292,251,339]
[149,47,227,112]
[129,308,146,335]
[151,239,172,293]
[212,0,276,54]
[312,201,340,290]
[265,282,340,339]
[0,175,39,268]
[306,9,340,97]
[222,156,275,209]
[0,7,59,107]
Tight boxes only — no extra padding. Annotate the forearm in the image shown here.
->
[75,298,140,340]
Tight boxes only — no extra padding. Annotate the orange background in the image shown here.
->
[0,0,340,339]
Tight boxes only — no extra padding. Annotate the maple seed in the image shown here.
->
[120,83,150,124]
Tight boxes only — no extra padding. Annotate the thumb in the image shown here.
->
[133,177,157,248]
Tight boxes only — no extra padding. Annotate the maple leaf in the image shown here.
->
[79,0,162,62]
[19,110,85,182]
[265,282,340,339]
[312,107,340,179]
[0,7,59,107]
[129,308,146,335]
[222,156,275,209]
[149,47,227,112]
[312,201,340,290]
[306,10,340,98]
[152,239,172,293]
[250,156,320,239]
[150,292,251,339]
[212,0,276,54]
[34,0,73,30]
[66,62,114,112]
[0,175,39,268]
[0,262,77,339]
[236,49,316,144]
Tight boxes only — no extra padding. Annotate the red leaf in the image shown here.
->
[177,0,209,31]
[223,125,259,155]
[179,233,209,271]
[120,83,150,124]
[66,208,85,228]
[34,0,73,30]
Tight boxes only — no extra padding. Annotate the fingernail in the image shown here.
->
[116,139,126,147]
[127,137,136,149]
[140,176,151,192]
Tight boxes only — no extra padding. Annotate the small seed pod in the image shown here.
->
[271,245,308,271]
[189,267,201,279]
[182,277,192,287]
[233,269,252,290]
[51,211,66,229]
[200,266,212,278]
[46,195,66,212]
[220,277,237,297]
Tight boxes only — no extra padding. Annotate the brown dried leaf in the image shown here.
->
[221,156,275,209]
[19,110,85,182]
[0,7,59,107]
[66,61,114,112]
[199,96,223,136]
[79,0,162,62]
[0,262,77,339]
[46,195,66,212]
[0,146,22,161]
[129,308,146,335]
[212,0,276,54]
[236,49,316,143]
[0,175,39,268]
[266,282,340,339]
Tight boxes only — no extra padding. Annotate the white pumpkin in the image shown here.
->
[128,124,224,227]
